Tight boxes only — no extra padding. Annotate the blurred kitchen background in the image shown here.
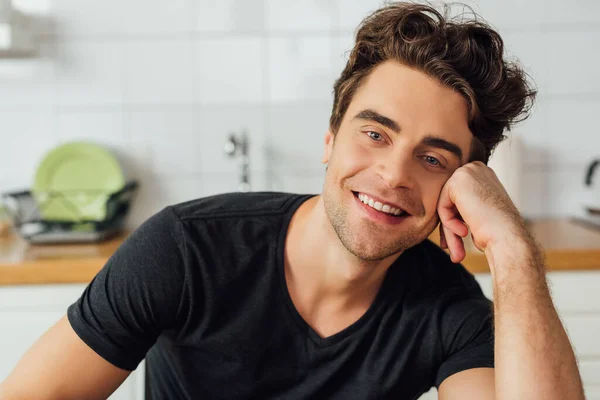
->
[2,1,600,399]
[0,0,599,229]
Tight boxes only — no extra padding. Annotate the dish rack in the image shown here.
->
[1,181,138,244]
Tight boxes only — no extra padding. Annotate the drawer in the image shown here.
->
[0,284,86,310]
[474,271,600,313]
[561,315,600,357]
[547,271,600,313]
[580,360,600,386]
[585,385,600,400]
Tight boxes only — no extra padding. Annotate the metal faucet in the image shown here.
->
[224,130,250,192]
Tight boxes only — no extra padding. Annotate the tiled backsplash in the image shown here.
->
[1,0,599,228]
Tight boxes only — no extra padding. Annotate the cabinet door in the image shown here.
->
[0,285,141,400]
[475,271,600,396]
[0,310,65,381]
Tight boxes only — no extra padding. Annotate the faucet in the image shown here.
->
[224,130,250,192]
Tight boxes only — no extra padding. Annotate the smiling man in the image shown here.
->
[0,3,585,400]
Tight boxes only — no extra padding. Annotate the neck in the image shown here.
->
[284,195,402,309]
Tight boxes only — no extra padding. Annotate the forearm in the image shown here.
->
[486,232,585,400]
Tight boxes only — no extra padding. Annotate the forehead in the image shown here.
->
[344,61,473,151]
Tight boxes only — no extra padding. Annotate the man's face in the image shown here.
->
[322,60,473,261]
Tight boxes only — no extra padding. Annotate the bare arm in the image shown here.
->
[438,232,584,400]
[487,233,584,400]
[436,161,585,399]
[0,315,130,400]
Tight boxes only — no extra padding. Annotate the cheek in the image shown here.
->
[332,139,373,174]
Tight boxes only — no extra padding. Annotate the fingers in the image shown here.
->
[443,224,466,263]
[439,223,447,249]
[437,181,469,238]
[443,216,469,238]
[437,170,467,262]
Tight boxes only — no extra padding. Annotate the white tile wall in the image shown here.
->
[0,0,597,228]
[266,102,332,172]
[546,32,600,95]
[0,39,55,108]
[124,39,194,105]
[194,37,264,104]
[546,1,600,25]
[473,0,546,29]
[0,110,57,191]
[52,0,126,37]
[57,111,125,144]
[545,165,593,217]
[545,99,600,166]
[501,32,549,95]
[331,32,354,76]
[335,0,386,32]
[195,0,265,33]
[267,36,335,102]
[128,109,199,176]
[56,40,125,107]
[120,0,194,35]
[265,0,335,32]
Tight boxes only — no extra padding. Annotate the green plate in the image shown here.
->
[33,142,125,221]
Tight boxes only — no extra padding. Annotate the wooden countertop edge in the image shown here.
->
[1,249,599,286]
[0,259,106,285]
[457,249,600,274]
[2,217,600,285]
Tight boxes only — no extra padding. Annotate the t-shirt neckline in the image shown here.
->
[276,193,398,347]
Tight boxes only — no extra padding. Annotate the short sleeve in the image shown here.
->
[67,206,188,371]
[434,294,495,388]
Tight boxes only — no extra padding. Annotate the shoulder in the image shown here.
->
[171,191,312,221]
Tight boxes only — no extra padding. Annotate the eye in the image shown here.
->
[367,131,384,142]
[424,155,442,167]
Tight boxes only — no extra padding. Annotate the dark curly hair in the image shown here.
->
[330,2,537,164]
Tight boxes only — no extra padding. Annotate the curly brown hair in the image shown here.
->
[330,2,537,164]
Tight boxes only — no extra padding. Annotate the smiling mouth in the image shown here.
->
[352,191,408,218]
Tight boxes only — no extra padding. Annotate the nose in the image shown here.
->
[375,148,416,189]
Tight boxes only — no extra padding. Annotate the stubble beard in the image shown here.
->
[323,188,429,262]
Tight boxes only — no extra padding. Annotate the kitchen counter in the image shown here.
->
[1,219,599,285]
[430,218,600,273]
[0,231,127,285]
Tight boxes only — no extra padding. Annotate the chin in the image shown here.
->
[338,227,416,261]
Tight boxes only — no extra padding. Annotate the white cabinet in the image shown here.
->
[475,271,600,399]
[0,284,145,400]
[418,271,600,399]
[2,271,599,400]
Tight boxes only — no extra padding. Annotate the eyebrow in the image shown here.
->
[353,109,401,133]
[352,108,463,163]
[421,136,463,163]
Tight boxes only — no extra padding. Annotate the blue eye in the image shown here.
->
[367,131,383,141]
[424,156,441,166]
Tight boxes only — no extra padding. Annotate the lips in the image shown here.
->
[352,191,410,217]
[351,191,411,226]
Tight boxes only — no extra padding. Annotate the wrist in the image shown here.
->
[484,227,545,286]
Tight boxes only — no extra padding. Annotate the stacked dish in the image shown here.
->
[33,142,126,222]
[1,141,138,243]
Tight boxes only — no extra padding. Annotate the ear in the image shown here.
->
[322,129,335,164]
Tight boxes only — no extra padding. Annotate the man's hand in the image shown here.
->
[436,161,527,263]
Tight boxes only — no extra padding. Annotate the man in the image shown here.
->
[0,3,585,400]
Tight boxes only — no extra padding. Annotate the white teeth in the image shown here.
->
[356,192,405,216]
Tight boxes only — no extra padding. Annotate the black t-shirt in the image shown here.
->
[68,192,494,400]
